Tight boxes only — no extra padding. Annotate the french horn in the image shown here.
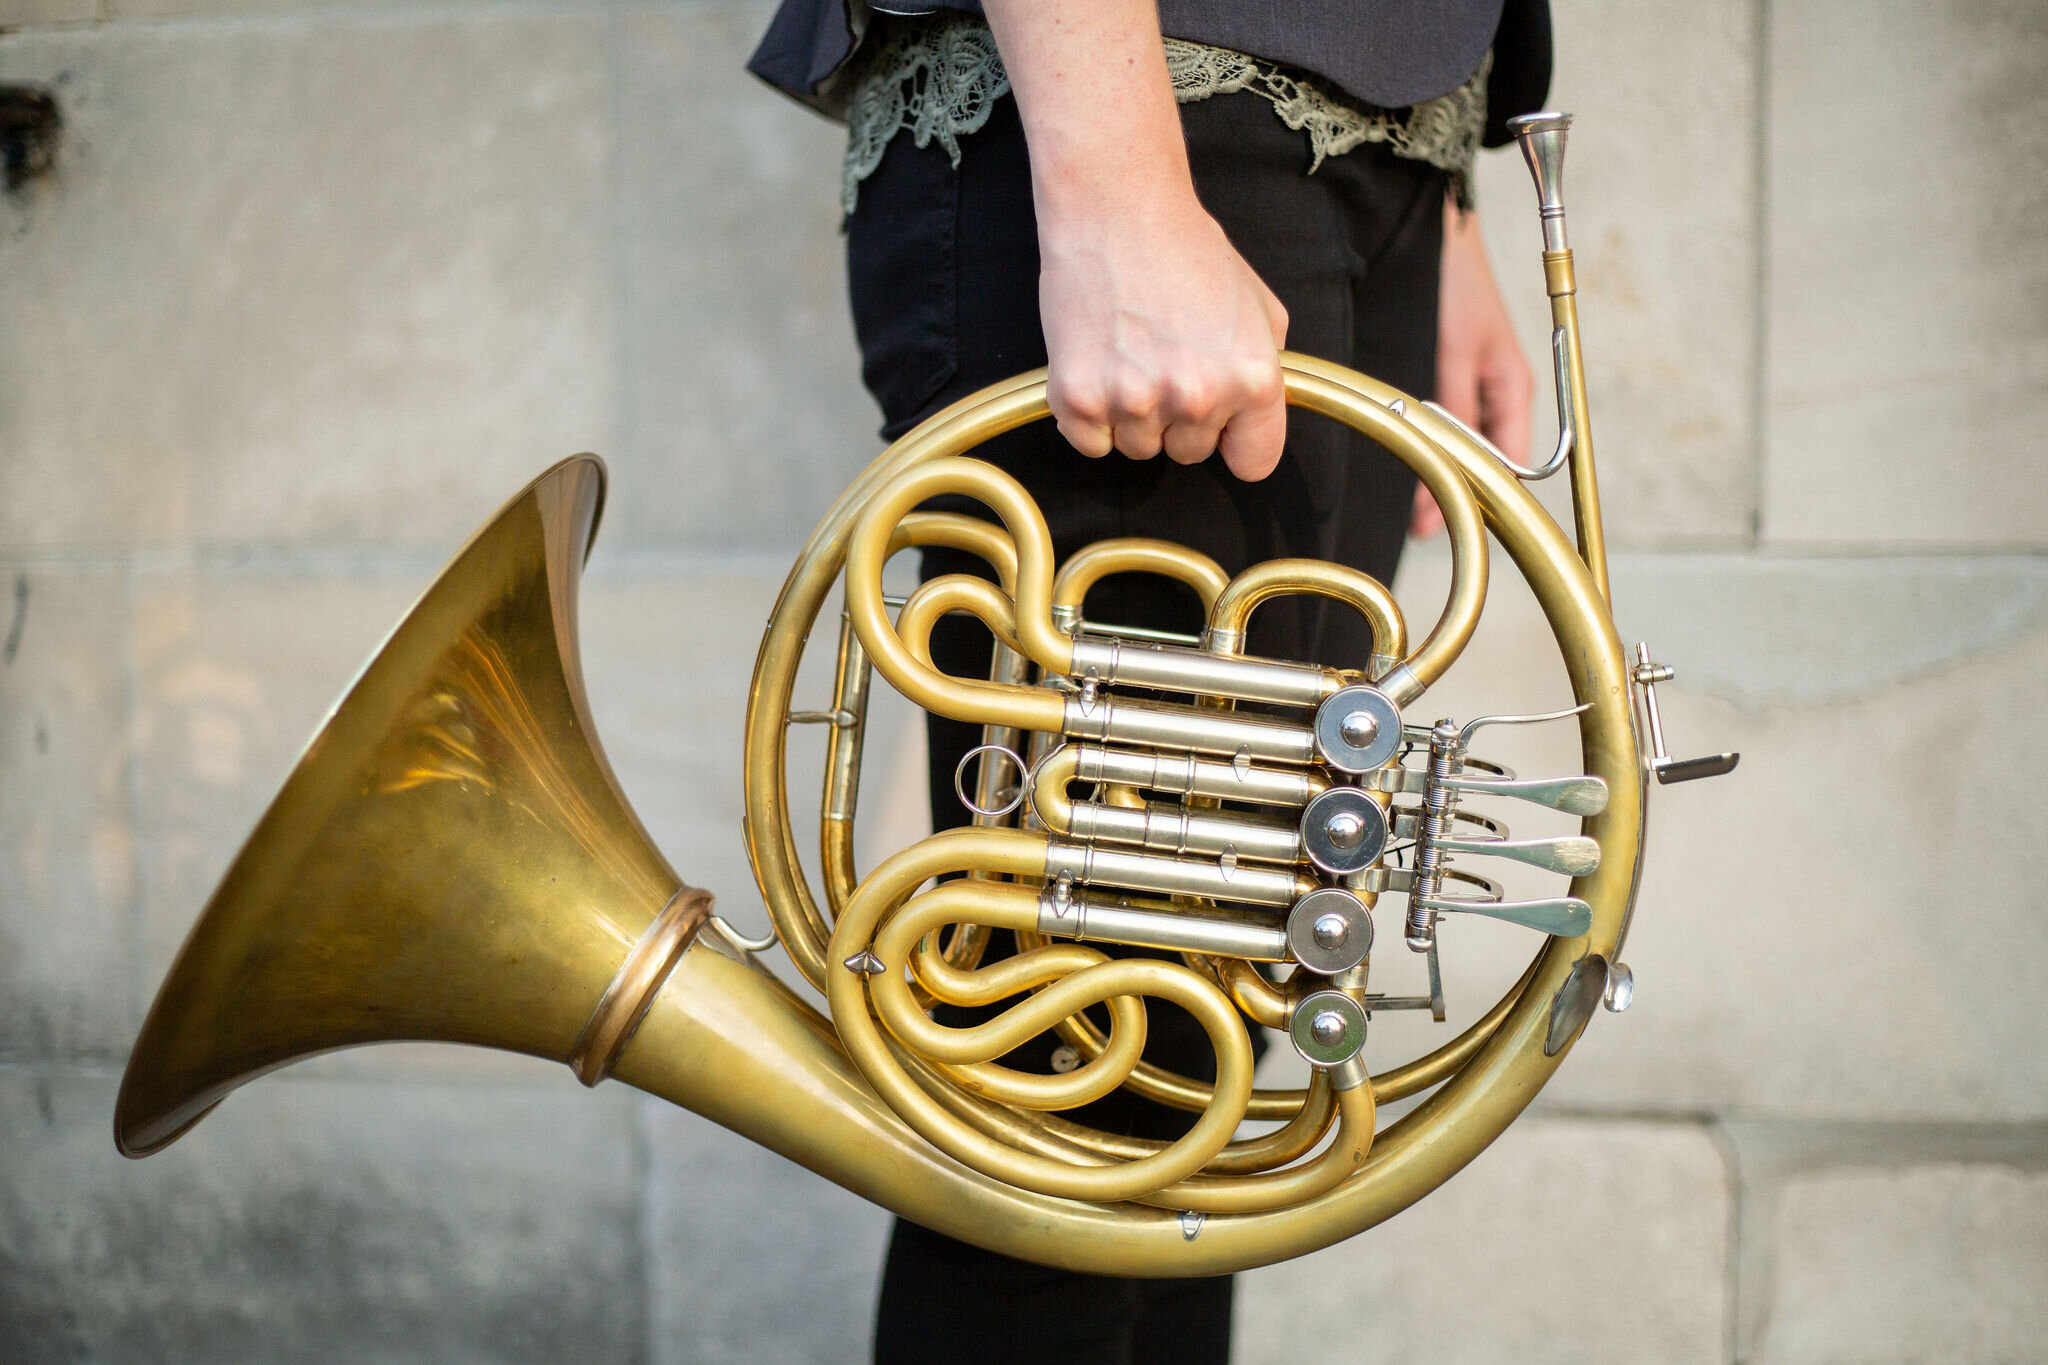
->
[115,115,1736,1274]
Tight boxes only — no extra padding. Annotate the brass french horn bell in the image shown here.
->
[117,114,1735,1275]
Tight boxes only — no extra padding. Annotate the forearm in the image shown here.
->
[980,0,1289,477]
[981,0,1196,223]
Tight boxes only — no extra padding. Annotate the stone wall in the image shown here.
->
[2,2,2043,1361]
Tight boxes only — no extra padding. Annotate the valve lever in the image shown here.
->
[1397,702,1609,951]
[1422,894,1593,938]
[1632,644,1740,785]
[1433,834,1602,876]
[1368,762,1609,816]
[1446,772,1609,815]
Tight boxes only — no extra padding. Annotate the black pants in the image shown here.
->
[847,88,1446,1365]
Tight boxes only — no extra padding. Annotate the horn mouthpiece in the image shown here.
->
[1508,111,1573,251]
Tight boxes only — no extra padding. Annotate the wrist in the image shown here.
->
[1028,121,1198,230]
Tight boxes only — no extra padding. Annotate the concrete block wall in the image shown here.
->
[2,3,2041,1361]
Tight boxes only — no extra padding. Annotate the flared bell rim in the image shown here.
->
[114,455,613,1158]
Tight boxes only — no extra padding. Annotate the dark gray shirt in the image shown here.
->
[748,0,1551,147]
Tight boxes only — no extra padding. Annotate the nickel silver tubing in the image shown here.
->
[1072,744,1323,809]
[1064,797,1303,865]
[1036,892,1289,962]
[1043,842,1314,909]
[1062,694,1318,766]
[1068,636,1335,708]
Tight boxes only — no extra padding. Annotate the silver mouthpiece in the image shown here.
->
[1507,111,1572,251]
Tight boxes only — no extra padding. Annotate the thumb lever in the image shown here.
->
[1632,644,1740,785]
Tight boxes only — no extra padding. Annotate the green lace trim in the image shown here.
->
[842,11,1489,213]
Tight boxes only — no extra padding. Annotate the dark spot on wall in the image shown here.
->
[2,573,26,666]
[33,715,48,754]
[0,85,61,193]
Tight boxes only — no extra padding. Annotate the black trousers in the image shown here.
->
[847,88,1447,1365]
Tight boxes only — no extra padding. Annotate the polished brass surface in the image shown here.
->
[118,358,1643,1272]
[735,353,1637,1265]
[120,124,1692,1274]
[1206,559,1408,674]
[115,456,682,1155]
[570,885,714,1086]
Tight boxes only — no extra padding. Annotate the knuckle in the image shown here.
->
[1241,361,1284,407]
[1113,423,1162,460]
[1056,416,1112,458]
[1167,377,1218,421]
[1163,426,1219,464]
[1055,383,1110,427]
[1111,376,1163,422]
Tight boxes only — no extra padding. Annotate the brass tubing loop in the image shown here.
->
[116,355,1639,1276]
[733,358,1630,1236]
[120,108,1683,1278]
[745,358,1635,1268]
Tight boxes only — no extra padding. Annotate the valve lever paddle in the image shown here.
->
[1434,834,1602,876]
[1369,765,1610,817]
[1423,894,1594,938]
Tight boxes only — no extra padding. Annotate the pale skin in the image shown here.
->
[982,0,1532,536]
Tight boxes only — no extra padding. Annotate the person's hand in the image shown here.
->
[1415,201,1533,535]
[1038,195,1290,481]
[984,0,1290,482]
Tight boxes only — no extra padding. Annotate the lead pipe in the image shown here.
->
[1509,112,1610,601]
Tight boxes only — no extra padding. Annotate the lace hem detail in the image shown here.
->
[843,16,1007,213]
[842,12,1490,213]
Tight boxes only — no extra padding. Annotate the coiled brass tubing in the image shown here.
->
[813,511,1027,941]
[828,827,1262,1201]
[810,366,1513,1203]
[897,1045,1339,1178]
[1051,538,1230,620]
[820,512,1032,997]
[1205,559,1409,672]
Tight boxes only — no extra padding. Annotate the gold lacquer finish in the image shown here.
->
[115,456,683,1155]
[120,111,1719,1279]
